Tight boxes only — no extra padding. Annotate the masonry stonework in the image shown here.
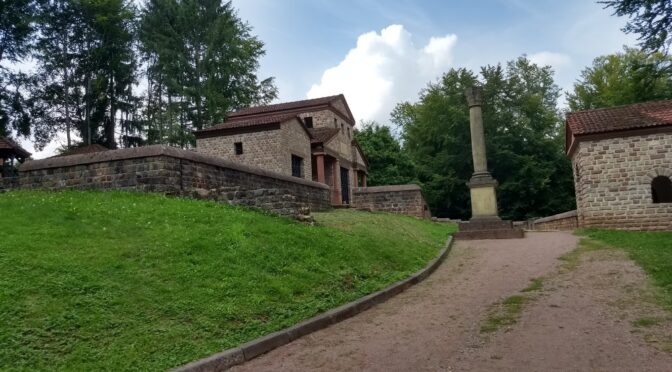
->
[531,210,578,231]
[282,120,312,179]
[352,185,430,218]
[15,146,331,216]
[572,132,672,230]
[196,126,284,173]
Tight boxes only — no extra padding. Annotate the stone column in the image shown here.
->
[362,173,367,188]
[332,159,342,205]
[316,154,326,184]
[465,86,499,220]
[466,87,488,175]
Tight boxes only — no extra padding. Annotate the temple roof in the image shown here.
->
[566,100,672,136]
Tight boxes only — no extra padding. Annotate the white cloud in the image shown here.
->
[529,51,572,70]
[307,25,457,124]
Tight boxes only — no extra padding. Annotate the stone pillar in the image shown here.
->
[362,173,367,188]
[465,86,499,220]
[316,154,326,184]
[332,158,342,205]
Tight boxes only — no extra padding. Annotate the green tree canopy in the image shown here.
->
[394,57,575,220]
[139,0,277,147]
[353,121,417,187]
[0,0,38,138]
[601,0,672,54]
[567,47,672,111]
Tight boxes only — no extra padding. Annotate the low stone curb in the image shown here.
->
[174,236,454,372]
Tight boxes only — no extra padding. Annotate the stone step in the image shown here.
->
[457,219,514,231]
[454,228,524,240]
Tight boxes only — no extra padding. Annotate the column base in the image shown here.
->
[468,173,499,219]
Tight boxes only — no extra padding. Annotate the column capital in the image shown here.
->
[465,86,483,108]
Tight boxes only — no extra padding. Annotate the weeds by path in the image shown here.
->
[481,278,544,334]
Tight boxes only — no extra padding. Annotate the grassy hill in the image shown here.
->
[0,190,454,371]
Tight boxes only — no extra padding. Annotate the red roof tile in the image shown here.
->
[309,127,340,144]
[0,137,31,158]
[566,100,672,135]
[228,95,345,119]
[196,113,301,133]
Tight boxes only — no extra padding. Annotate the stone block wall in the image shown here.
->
[196,125,284,174]
[14,146,331,216]
[531,210,578,231]
[195,119,312,181]
[0,176,19,191]
[282,120,312,179]
[572,132,672,230]
[352,185,430,218]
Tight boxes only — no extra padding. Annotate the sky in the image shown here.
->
[21,0,636,158]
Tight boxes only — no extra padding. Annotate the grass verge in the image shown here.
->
[0,190,455,371]
[576,229,672,308]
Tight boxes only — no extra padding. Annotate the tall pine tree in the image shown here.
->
[139,0,277,147]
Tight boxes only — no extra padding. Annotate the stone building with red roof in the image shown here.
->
[566,100,672,230]
[194,94,368,206]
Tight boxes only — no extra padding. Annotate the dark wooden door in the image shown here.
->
[340,167,350,204]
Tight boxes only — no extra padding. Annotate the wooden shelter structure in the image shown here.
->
[0,137,31,177]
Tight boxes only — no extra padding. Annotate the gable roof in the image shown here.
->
[227,94,355,124]
[566,100,672,136]
[194,113,313,140]
[196,113,301,134]
[0,137,31,159]
[309,127,340,144]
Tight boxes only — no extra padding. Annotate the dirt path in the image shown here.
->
[231,232,672,371]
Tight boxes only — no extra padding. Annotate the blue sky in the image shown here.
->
[22,0,636,158]
[234,0,635,122]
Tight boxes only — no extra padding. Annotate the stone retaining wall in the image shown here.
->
[352,185,430,218]
[14,145,331,216]
[531,210,578,231]
[0,176,19,192]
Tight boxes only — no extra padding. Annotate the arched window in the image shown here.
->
[652,176,672,203]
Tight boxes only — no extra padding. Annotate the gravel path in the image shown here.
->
[231,232,672,371]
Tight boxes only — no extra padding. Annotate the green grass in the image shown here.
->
[521,278,543,293]
[0,190,455,371]
[481,295,528,333]
[558,237,612,271]
[577,229,672,308]
[633,317,661,328]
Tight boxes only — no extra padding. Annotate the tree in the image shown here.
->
[354,121,417,186]
[601,0,672,54]
[395,57,575,220]
[81,0,137,149]
[0,0,38,138]
[139,0,277,147]
[30,0,87,148]
[28,0,139,150]
[567,47,672,111]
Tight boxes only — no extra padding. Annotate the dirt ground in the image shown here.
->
[231,232,672,372]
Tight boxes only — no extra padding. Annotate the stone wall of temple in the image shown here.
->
[571,132,672,230]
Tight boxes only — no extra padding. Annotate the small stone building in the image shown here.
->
[0,137,31,178]
[194,95,368,206]
[566,100,672,230]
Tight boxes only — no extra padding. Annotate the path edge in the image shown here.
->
[174,236,455,372]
